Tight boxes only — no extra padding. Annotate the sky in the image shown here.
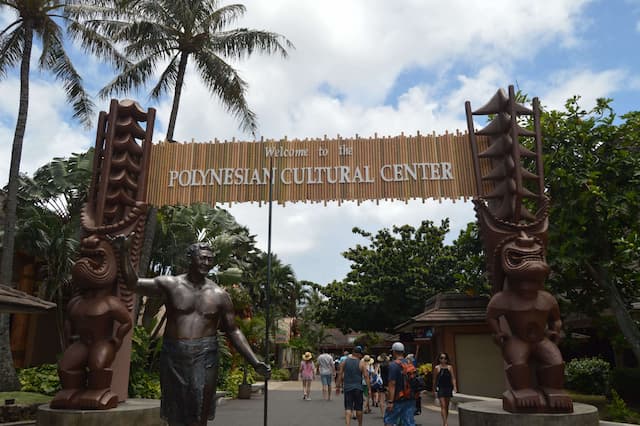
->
[1,0,640,285]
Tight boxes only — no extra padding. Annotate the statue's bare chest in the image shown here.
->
[165,282,220,317]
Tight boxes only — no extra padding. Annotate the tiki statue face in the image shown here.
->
[501,232,549,297]
[71,235,118,289]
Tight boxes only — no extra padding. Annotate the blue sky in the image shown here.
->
[1,0,639,285]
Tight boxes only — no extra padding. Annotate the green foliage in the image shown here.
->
[541,98,640,360]
[223,366,255,398]
[18,364,60,396]
[564,357,611,396]
[604,389,640,423]
[270,368,291,381]
[243,252,307,318]
[15,151,94,350]
[152,203,258,277]
[129,370,161,399]
[318,219,486,332]
[216,332,233,389]
[449,223,490,296]
[611,367,640,404]
[128,326,162,399]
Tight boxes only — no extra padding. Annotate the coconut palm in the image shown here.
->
[93,0,293,140]
[0,0,109,391]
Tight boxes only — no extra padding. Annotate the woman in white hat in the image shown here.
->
[299,351,315,400]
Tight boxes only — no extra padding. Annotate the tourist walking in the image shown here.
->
[317,351,335,400]
[433,352,457,426]
[299,352,315,400]
[406,354,422,415]
[336,345,371,426]
[372,354,387,416]
[384,342,416,426]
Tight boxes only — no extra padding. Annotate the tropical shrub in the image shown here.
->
[565,357,610,396]
[128,326,162,398]
[270,368,291,381]
[604,389,640,423]
[18,364,60,396]
[223,366,255,398]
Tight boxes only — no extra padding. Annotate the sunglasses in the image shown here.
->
[439,356,447,360]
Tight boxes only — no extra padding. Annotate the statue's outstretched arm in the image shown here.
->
[220,291,270,377]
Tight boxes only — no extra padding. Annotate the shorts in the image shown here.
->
[343,389,364,412]
[383,399,415,426]
[320,374,332,386]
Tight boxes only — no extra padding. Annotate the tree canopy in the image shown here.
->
[541,97,640,362]
[316,220,487,332]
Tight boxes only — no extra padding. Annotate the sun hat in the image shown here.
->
[391,342,405,353]
[362,354,371,363]
[302,351,313,360]
[377,354,388,362]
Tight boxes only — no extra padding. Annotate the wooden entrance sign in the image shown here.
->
[146,132,491,206]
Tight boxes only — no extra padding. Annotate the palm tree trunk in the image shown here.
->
[165,52,189,142]
[0,23,33,391]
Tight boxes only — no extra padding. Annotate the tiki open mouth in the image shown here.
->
[504,247,544,269]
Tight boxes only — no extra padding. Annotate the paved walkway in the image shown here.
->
[210,379,458,426]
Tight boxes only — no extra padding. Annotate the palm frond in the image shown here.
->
[122,29,176,58]
[194,51,257,134]
[0,24,25,77]
[37,16,63,68]
[66,20,130,69]
[41,31,95,127]
[207,4,246,32]
[0,18,23,38]
[149,55,178,98]
[212,29,292,60]
[98,54,162,98]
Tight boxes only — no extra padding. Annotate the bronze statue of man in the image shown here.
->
[116,238,269,426]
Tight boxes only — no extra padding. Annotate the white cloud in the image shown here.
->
[539,69,627,111]
[0,77,92,185]
[228,199,475,284]
[5,0,632,285]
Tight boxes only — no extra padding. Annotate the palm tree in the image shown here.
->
[93,0,293,140]
[0,0,106,391]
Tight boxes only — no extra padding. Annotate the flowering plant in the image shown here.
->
[417,363,432,375]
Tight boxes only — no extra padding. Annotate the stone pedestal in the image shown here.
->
[37,399,164,426]
[458,400,599,426]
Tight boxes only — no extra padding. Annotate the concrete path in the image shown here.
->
[210,379,458,426]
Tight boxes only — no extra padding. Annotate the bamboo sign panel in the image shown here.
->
[146,132,490,206]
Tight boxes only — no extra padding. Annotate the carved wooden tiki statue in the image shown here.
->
[465,86,573,413]
[51,100,155,409]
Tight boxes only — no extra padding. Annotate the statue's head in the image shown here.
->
[186,242,215,276]
[72,234,118,290]
[500,231,549,295]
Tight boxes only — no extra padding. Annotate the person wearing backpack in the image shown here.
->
[383,342,416,426]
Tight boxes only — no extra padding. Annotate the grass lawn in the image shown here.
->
[0,391,51,406]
